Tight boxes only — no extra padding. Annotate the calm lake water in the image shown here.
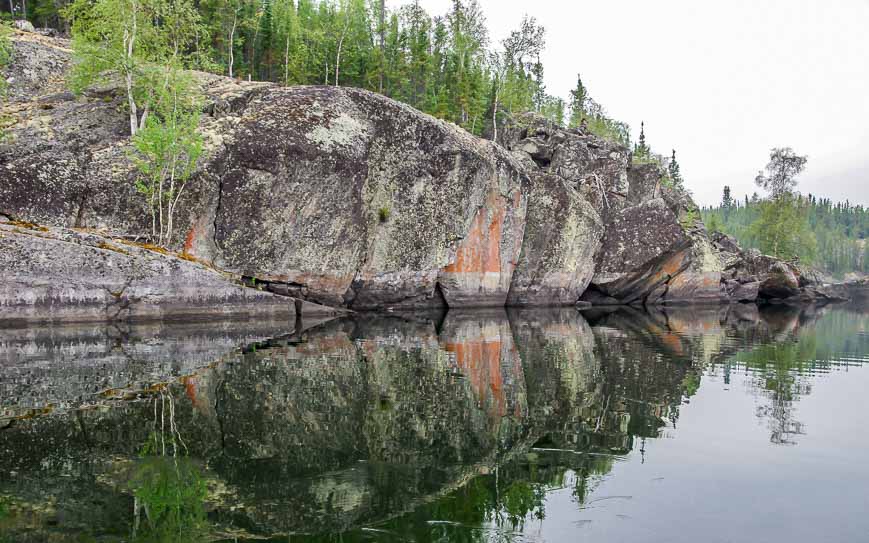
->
[1,302,868,542]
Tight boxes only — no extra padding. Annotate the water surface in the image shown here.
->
[1,303,867,542]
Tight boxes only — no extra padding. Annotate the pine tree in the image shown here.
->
[568,73,586,128]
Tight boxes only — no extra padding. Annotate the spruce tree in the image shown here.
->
[668,149,683,187]
[633,122,650,159]
[568,74,587,128]
[722,185,734,208]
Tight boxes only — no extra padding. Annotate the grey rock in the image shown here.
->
[0,222,338,324]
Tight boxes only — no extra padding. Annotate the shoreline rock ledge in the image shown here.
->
[0,30,856,321]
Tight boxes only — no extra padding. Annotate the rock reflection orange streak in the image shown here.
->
[444,339,507,418]
[183,376,198,408]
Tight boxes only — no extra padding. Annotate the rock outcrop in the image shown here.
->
[710,232,851,304]
[0,220,338,324]
[498,114,724,306]
[197,85,529,310]
[0,30,854,316]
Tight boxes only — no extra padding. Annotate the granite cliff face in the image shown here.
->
[0,30,843,319]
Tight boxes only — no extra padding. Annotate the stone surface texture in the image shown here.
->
[1,30,852,316]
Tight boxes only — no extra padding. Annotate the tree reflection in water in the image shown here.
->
[131,388,208,543]
[0,303,866,542]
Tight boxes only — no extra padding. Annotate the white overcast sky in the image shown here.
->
[395,0,869,206]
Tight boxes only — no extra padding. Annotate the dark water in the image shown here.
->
[1,302,868,542]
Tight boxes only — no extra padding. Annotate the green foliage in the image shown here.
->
[703,194,867,276]
[0,22,12,88]
[377,205,391,223]
[64,0,204,135]
[706,212,722,233]
[701,149,867,273]
[748,194,816,261]
[755,147,808,199]
[42,0,643,143]
[501,480,546,524]
[130,67,203,245]
[681,371,701,398]
[679,208,700,230]
[633,121,650,158]
[668,149,683,188]
[567,73,586,128]
[130,457,208,543]
[567,73,630,145]
[658,174,673,188]
[722,185,734,209]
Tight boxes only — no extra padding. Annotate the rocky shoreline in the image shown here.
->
[1,29,864,323]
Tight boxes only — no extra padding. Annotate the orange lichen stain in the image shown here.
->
[117,239,171,255]
[660,333,685,355]
[96,241,130,255]
[443,191,507,275]
[445,338,507,418]
[183,224,199,255]
[183,376,198,408]
[177,251,216,270]
[661,251,687,276]
[8,219,48,232]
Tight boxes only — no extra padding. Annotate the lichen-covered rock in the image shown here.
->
[187,86,529,309]
[709,232,851,303]
[585,160,726,305]
[0,33,270,239]
[506,173,604,306]
[3,32,850,314]
[589,198,691,303]
[759,261,800,299]
[0,222,336,323]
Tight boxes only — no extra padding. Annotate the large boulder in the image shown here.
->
[578,156,727,305]
[759,261,801,299]
[711,234,831,302]
[493,113,623,306]
[188,86,529,309]
[505,174,604,306]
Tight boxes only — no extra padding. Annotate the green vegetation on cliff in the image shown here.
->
[18,0,638,144]
[703,148,868,276]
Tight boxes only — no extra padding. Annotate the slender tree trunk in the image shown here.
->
[334,9,351,87]
[124,3,139,136]
[378,0,385,93]
[492,81,500,142]
[138,103,149,132]
[126,69,138,136]
[228,10,238,78]
[284,34,290,85]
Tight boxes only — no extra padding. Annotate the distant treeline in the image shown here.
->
[703,193,868,277]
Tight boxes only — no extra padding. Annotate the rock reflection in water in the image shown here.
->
[0,303,866,541]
